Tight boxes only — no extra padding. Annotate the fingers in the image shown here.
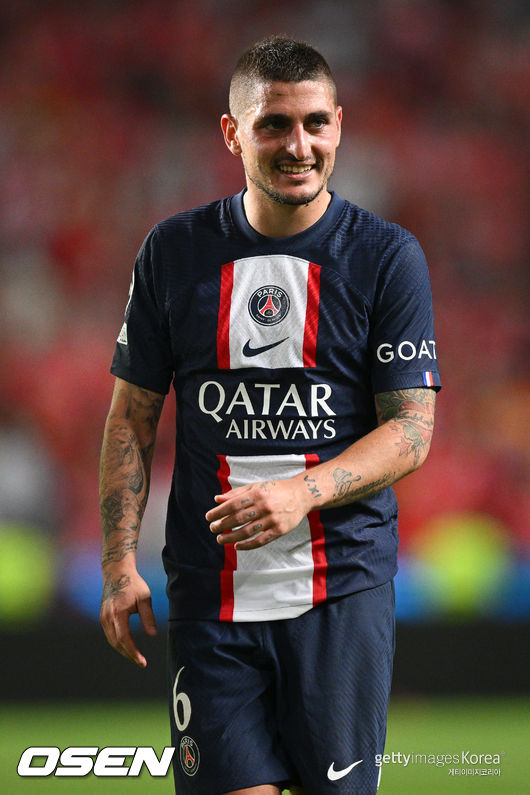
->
[212,483,252,504]
[205,479,299,550]
[114,609,147,668]
[209,505,262,534]
[230,527,281,551]
[215,520,269,548]
[138,594,158,637]
[100,578,156,668]
[206,489,261,536]
[207,493,267,547]
[101,604,147,668]
[206,490,254,522]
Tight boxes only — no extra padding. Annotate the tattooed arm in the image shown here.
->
[206,387,435,549]
[322,387,436,508]
[99,377,164,667]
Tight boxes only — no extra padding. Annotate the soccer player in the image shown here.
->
[99,36,440,795]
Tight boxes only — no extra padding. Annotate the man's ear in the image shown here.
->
[220,114,241,156]
[336,105,343,148]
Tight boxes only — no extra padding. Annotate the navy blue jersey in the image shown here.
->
[111,191,441,621]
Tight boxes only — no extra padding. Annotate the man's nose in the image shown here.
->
[285,124,311,160]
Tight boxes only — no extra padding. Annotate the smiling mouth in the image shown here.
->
[277,164,314,174]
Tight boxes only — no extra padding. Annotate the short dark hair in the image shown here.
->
[229,35,337,115]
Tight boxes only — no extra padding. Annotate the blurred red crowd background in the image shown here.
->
[0,0,528,622]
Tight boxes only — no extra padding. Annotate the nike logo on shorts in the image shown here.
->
[242,338,288,357]
[327,759,363,781]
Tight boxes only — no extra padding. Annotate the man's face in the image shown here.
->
[225,80,342,207]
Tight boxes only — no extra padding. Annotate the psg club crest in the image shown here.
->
[248,285,290,326]
[180,736,200,777]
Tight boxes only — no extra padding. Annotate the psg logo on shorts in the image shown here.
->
[180,736,200,777]
[248,285,290,326]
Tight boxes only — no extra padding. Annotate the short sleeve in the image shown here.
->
[110,226,174,394]
[371,237,441,394]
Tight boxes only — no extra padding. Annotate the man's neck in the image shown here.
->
[243,188,332,238]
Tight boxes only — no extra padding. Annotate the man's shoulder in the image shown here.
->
[154,194,235,239]
[337,196,417,249]
[134,193,242,276]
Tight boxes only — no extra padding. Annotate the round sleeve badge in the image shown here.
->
[248,285,290,326]
[180,736,200,776]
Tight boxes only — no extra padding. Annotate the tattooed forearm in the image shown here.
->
[101,572,131,603]
[100,493,125,535]
[100,449,148,563]
[375,388,435,467]
[101,536,138,567]
[127,446,145,495]
[331,470,395,506]
[99,381,165,569]
[102,425,152,478]
[304,474,322,499]
[123,387,165,435]
[99,443,148,534]
[391,418,432,465]
[375,387,434,423]
[332,468,361,501]
[295,390,435,514]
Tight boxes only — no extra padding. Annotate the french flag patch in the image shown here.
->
[422,371,434,387]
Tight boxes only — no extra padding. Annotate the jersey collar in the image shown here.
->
[230,189,346,249]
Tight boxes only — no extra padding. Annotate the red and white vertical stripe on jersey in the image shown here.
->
[305,452,327,604]
[216,453,328,622]
[216,454,236,621]
[216,255,321,370]
[217,261,234,370]
[302,262,320,367]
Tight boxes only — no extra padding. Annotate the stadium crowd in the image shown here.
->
[0,0,528,623]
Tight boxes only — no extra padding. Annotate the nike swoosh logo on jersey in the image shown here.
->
[242,338,288,357]
[327,760,363,781]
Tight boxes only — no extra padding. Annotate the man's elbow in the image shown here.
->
[410,429,434,472]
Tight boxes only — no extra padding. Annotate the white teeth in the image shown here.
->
[278,165,313,174]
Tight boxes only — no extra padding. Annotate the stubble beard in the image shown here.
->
[246,158,335,207]
[248,174,325,206]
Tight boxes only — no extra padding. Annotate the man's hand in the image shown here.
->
[206,477,310,550]
[100,569,157,668]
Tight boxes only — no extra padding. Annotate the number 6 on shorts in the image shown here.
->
[173,666,192,732]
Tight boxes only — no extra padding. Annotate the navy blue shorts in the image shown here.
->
[168,581,395,794]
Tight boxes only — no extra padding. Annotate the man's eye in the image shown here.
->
[309,118,327,129]
[265,120,286,130]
